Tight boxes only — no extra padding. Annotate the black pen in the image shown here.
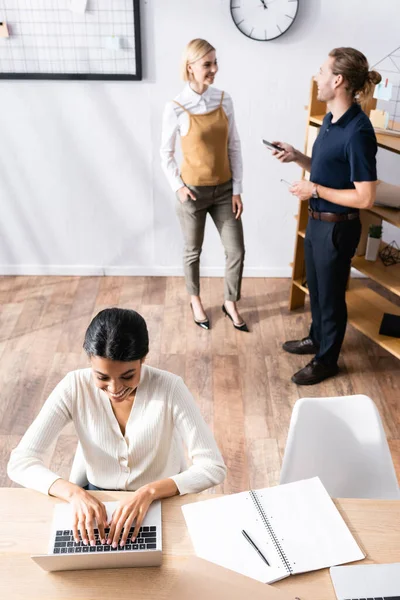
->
[241,529,270,567]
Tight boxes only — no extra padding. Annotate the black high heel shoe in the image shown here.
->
[222,304,249,332]
[190,303,210,330]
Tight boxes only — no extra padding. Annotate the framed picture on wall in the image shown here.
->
[0,0,142,81]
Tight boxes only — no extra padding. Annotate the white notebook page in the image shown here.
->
[182,492,289,584]
[253,477,364,574]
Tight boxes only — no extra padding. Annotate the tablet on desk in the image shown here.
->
[330,563,400,600]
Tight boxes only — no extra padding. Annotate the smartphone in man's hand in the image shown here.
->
[280,178,293,187]
[262,139,284,151]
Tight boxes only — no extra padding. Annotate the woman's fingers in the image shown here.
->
[86,516,96,547]
[187,188,196,201]
[95,504,107,544]
[233,200,243,220]
[72,518,80,544]
[232,196,243,220]
[120,515,135,546]
[82,509,96,545]
[107,515,117,545]
[178,187,195,203]
[132,507,148,541]
[112,511,129,547]
[78,518,88,545]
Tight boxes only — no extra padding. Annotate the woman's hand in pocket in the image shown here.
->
[177,186,196,204]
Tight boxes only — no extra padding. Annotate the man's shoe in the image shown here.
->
[291,359,339,385]
[282,336,318,355]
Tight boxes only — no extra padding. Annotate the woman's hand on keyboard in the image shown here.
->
[69,489,108,547]
[107,485,156,548]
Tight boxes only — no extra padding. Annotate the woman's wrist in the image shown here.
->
[140,483,158,500]
[49,478,85,502]
[139,478,179,501]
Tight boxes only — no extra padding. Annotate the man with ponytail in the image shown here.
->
[271,48,381,385]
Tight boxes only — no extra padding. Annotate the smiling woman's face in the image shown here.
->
[188,50,218,87]
[90,356,144,404]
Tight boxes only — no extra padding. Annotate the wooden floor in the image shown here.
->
[0,275,399,492]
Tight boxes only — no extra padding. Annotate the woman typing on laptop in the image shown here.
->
[7,308,226,550]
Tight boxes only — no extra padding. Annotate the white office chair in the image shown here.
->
[280,395,400,499]
[69,442,88,488]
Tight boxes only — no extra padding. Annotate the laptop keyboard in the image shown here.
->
[52,526,157,554]
[344,597,400,599]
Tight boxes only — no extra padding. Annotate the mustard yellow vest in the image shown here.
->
[174,91,232,187]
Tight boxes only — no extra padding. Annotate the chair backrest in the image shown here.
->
[69,442,88,488]
[280,395,400,499]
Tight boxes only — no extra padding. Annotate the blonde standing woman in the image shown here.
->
[161,39,248,332]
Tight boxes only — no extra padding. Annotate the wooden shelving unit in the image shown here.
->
[290,80,400,360]
[310,114,400,153]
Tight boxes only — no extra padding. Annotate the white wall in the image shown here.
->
[1,0,399,276]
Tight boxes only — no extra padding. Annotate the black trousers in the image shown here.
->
[304,217,361,366]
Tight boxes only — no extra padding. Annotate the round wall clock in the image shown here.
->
[230,0,299,41]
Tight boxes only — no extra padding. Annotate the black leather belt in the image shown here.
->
[308,206,359,223]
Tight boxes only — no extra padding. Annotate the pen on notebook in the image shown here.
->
[241,529,270,567]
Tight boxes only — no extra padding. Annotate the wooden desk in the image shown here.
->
[1,489,399,600]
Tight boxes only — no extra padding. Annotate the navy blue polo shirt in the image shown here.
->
[310,103,377,214]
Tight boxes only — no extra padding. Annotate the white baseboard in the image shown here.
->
[0,265,367,278]
[0,264,294,277]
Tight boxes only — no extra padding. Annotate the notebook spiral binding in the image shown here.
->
[249,490,293,575]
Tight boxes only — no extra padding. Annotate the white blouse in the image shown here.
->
[160,83,243,195]
[7,365,226,496]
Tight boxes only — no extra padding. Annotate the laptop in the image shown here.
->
[330,563,400,600]
[31,500,162,572]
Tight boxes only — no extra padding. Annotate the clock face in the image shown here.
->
[230,0,299,41]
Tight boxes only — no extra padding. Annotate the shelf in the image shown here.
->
[309,115,324,126]
[376,131,400,155]
[310,114,400,155]
[368,204,400,228]
[346,282,400,360]
[292,278,400,359]
[291,80,400,359]
[352,244,400,297]
[293,278,308,294]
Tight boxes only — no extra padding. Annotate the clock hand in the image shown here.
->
[260,0,268,8]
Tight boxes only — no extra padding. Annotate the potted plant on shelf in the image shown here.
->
[365,224,383,261]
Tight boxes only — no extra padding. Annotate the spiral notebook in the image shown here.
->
[182,477,364,584]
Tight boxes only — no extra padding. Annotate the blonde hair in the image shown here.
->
[181,38,216,82]
[329,47,382,103]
